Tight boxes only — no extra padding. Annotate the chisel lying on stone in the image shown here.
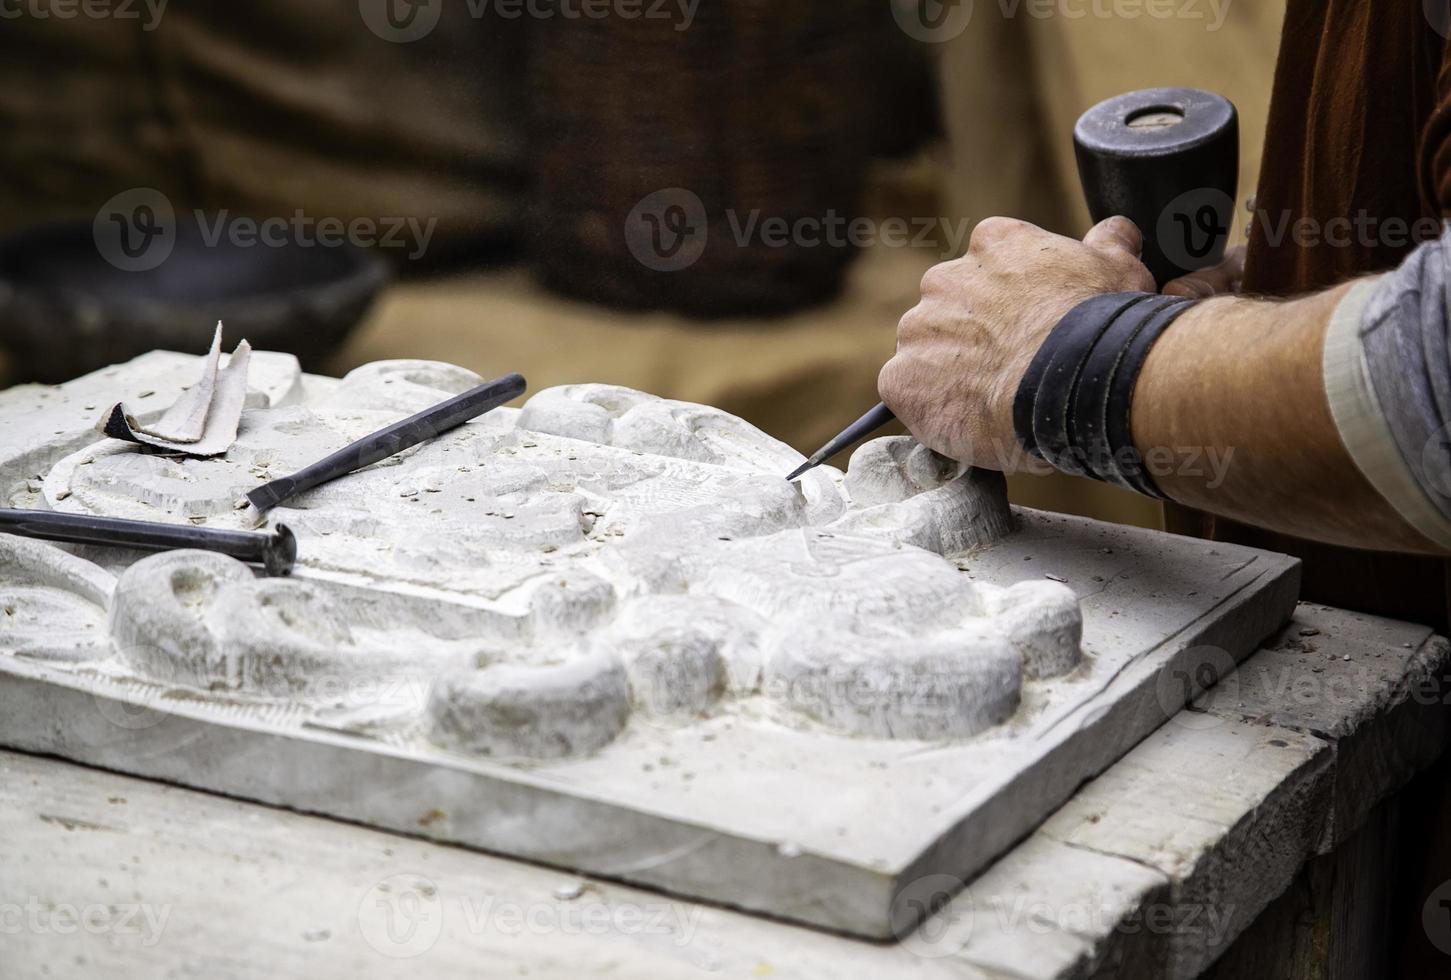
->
[237,372,527,525]
[0,375,527,575]
[0,509,297,576]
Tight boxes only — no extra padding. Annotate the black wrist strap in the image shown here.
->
[1074,294,1195,494]
[1013,293,1156,476]
[1012,291,1197,497]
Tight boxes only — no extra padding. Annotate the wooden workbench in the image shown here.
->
[2,603,1446,978]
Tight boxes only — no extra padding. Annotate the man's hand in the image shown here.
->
[878,215,1155,470]
[1162,244,1246,298]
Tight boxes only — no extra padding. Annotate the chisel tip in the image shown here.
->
[785,460,816,482]
[785,401,898,481]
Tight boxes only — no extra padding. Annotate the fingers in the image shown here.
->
[1163,244,1246,298]
[1082,216,1143,261]
[878,353,963,463]
[877,357,905,413]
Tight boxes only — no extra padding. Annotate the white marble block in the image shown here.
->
[24,360,1080,753]
[0,352,1300,940]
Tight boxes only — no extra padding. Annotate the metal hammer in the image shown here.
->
[786,87,1239,480]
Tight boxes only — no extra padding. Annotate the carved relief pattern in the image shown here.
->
[2,360,1083,759]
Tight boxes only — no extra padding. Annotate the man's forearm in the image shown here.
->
[1131,282,1440,553]
[880,216,1451,558]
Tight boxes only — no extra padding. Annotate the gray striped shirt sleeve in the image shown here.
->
[1323,224,1451,549]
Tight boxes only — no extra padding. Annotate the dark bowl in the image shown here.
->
[0,218,391,383]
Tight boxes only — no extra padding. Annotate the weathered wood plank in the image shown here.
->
[1200,607,1448,850]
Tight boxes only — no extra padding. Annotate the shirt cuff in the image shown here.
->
[1323,276,1451,550]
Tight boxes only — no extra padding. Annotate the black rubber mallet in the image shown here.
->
[785,87,1238,481]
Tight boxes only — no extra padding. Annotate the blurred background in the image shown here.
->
[0,0,1286,528]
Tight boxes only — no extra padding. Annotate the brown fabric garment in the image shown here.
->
[1213,0,1451,633]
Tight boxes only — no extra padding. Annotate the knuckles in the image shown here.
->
[895,301,932,344]
[918,259,962,295]
[969,216,1030,252]
[1100,247,1156,293]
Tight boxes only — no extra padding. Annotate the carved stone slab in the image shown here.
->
[0,353,1300,940]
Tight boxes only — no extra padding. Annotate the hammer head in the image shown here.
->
[1073,87,1238,287]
